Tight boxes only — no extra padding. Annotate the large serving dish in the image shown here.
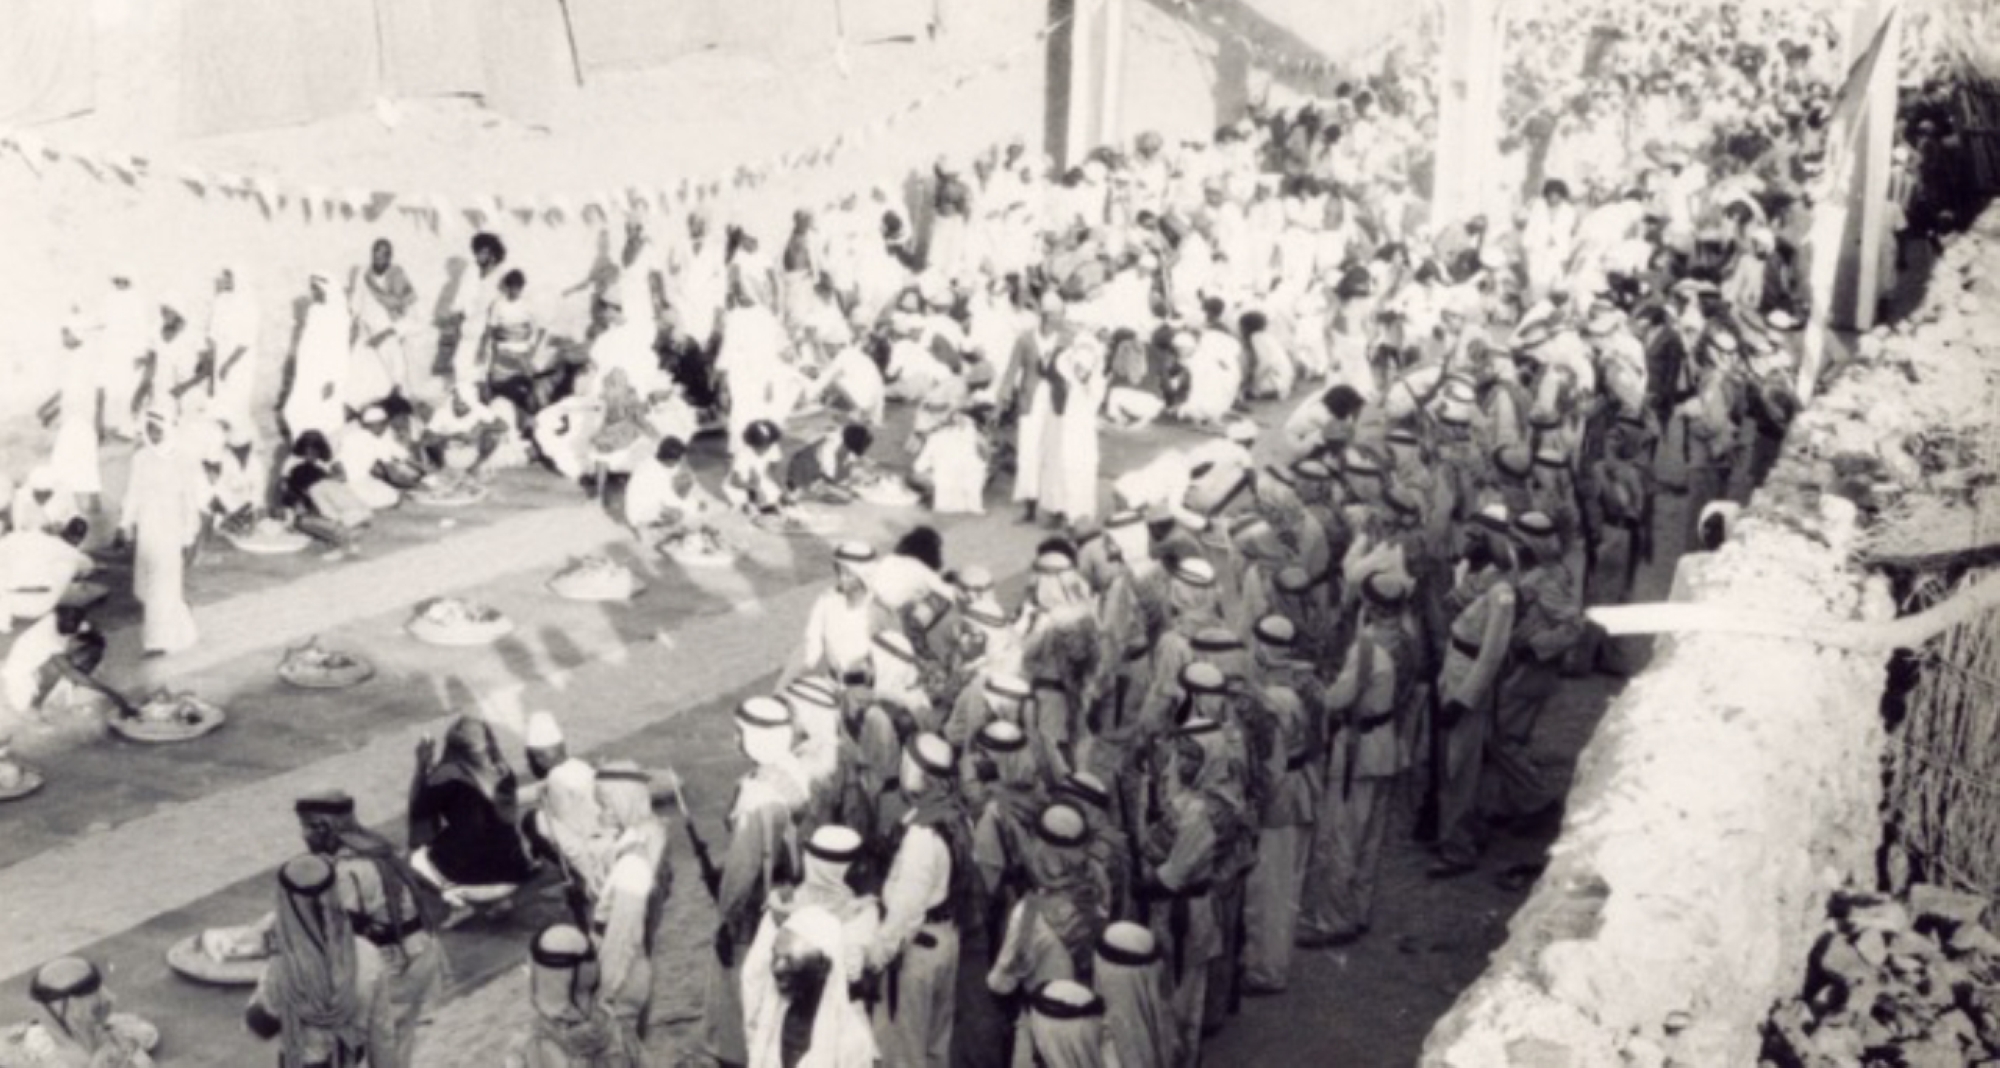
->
[277,637,375,690]
[110,691,227,744]
[406,597,514,646]
[548,555,645,602]
[166,925,271,987]
[409,471,491,508]
[657,525,736,567]
[226,516,311,555]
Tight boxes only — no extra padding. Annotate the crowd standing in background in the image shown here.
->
[0,1,1988,1065]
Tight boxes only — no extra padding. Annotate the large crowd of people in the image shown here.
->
[0,0,1988,1065]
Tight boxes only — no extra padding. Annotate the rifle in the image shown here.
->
[671,779,723,902]
[1414,680,1445,843]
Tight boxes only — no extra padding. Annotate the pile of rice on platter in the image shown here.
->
[548,554,645,602]
[409,470,491,508]
[658,525,736,567]
[854,472,922,507]
[277,636,375,690]
[111,690,227,744]
[407,597,514,646]
[0,757,44,802]
[224,513,311,555]
[167,922,272,986]
[753,505,839,537]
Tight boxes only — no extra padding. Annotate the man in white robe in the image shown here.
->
[11,467,79,539]
[1173,316,1243,425]
[338,406,411,510]
[349,240,419,407]
[118,409,202,656]
[283,275,353,446]
[97,276,151,440]
[1007,295,1070,521]
[204,268,261,431]
[717,295,802,457]
[1037,333,1109,525]
[0,518,93,633]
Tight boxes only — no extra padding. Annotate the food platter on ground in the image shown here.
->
[658,525,737,567]
[225,514,312,555]
[277,637,376,690]
[753,505,839,537]
[0,760,45,802]
[854,475,923,507]
[166,927,271,987]
[409,471,492,508]
[548,554,645,602]
[110,692,227,744]
[407,597,515,646]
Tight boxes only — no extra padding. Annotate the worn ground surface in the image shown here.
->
[0,379,1711,1066]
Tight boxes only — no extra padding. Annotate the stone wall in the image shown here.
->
[1421,210,2000,1067]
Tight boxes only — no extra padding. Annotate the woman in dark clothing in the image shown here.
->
[408,715,535,918]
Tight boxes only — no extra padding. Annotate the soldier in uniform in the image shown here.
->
[1483,512,1586,829]
[1136,716,1240,1068]
[869,733,978,1068]
[1055,770,1134,924]
[294,792,447,1068]
[503,924,643,1068]
[1300,574,1413,945]
[1429,524,1518,879]
[1577,422,1654,676]
[1238,616,1322,990]
[703,698,807,1068]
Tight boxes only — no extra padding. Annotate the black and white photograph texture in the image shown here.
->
[0,0,1996,1065]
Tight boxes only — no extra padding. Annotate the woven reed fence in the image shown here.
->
[1888,567,2000,896]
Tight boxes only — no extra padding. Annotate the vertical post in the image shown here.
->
[1433,0,1505,227]
[1065,0,1103,167]
[1800,0,1898,399]
[1050,0,1124,170]
[1100,0,1127,153]
[1834,0,1898,331]
[1045,0,1078,171]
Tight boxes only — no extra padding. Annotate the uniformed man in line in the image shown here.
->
[870,733,977,1067]
[1481,511,1586,831]
[1136,718,1233,1068]
[1238,616,1322,990]
[1429,524,1518,880]
[1300,573,1414,944]
[294,791,447,1068]
[703,698,808,1068]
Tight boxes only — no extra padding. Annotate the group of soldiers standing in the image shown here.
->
[691,292,1686,1063]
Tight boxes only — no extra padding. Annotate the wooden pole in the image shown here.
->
[1433,0,1505,226]
[557,0,586,88]
[1045,0,1078,171]
[1839,0,1899,332]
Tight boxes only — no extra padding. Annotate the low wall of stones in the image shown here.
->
[1421,209,2000,1067]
